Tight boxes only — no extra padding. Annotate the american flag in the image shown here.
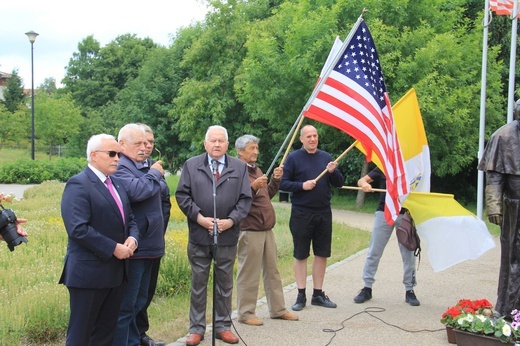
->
[304,20,408,224]
[490,0,519,17]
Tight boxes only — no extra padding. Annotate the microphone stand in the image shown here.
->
[210,160,219,346]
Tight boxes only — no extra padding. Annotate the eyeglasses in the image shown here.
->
[95,150,121,158]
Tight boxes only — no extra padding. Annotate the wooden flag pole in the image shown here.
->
[341,185,386,193]
[280,115,306,166]
[314,140,358,181]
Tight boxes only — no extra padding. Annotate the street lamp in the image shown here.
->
[25,30,38,160]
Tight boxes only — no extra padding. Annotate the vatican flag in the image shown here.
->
[356,88,430,193]
[403,192,495,272]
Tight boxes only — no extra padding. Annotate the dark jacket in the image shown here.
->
[142,157,171,233]
[175,153,252,246]
[114,154,165,258]
[59,166,139,288]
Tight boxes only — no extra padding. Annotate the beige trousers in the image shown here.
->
[236,230,288,320]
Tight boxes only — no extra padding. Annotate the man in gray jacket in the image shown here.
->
[175,125,252,346]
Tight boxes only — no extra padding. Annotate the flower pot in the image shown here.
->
[454,329,515,346]
[446,326,457,344]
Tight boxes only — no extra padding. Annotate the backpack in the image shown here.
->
[396,209,421,259]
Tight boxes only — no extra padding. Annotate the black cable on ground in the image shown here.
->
[322,306,445,346]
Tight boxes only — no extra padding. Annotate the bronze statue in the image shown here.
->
[478,99,520,317]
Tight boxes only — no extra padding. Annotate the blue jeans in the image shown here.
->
[113,259,154,346]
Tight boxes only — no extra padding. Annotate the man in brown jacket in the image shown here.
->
[235,134,299,326]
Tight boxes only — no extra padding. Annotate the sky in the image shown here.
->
[1,1,209,88]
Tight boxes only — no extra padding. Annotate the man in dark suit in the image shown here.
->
[60,133,139,346]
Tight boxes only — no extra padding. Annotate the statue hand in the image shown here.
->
[488,214,502,225]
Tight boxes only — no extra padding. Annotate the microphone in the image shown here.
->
[211,159,218,176]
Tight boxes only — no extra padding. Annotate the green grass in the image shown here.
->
[0,147,53,164]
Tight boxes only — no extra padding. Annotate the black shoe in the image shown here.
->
[353,287,372,304]
[405,290,420,306]
[311,292,337,308]
[140,334,166,346]
[292,293,307,311]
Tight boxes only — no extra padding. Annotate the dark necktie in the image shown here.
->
[105,177,125,223]
[214,161,221,181]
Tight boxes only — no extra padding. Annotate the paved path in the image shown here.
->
[168,202,500,346]
[0,183,36,199]
[274,201,376,231]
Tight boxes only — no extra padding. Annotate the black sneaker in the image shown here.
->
[405,290,420,306]
[292,293,307,311]
[311,292,337,308]
[353,287,372,304]
[140,334,165,346]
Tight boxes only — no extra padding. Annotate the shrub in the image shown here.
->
[0,158,85,183]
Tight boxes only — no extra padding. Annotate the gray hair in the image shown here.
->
[86,134,116,162]
[235,134,259,153]
[205,125,228,141]
[137,123,153,134]
[118,123,146,142]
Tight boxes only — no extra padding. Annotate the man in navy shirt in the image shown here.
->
[280,124,344,311]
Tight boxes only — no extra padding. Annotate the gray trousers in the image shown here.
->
[187,242,236,334]
[362,211,416,290]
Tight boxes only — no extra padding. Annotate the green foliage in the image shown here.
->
[115,44,195,171]
[34,93,84,158]
[156,234,192,296]
[38,77,58,95]
[62,34,157,109]
[0,103,30,149]
[0,158,85,184]
[1,69,26,113]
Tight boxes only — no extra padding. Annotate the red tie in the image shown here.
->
[105,177,125,223]
[215,161,221,181]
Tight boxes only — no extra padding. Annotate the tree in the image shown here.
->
[172,0,280,165]
[235,0,344,166]
[0,103,29,149]
[1,69,26,113]
[62,34,158,110]
[114,40,198,171]
[61,35,102,109]
[39,77,57,95]
[34,93,83,159]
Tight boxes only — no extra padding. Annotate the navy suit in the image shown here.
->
[60,166,139,346]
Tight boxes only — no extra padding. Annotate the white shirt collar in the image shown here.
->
[88,164,109,183]
[207,154,225,165]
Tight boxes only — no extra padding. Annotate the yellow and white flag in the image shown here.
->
[356,88,430,193]
[403,192,495,272]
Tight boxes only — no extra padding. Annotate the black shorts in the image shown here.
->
[289,208,332,260]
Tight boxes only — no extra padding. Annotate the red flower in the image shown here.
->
[473,299,493,309]
[442,306,463,319]
[441,298,495,327]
